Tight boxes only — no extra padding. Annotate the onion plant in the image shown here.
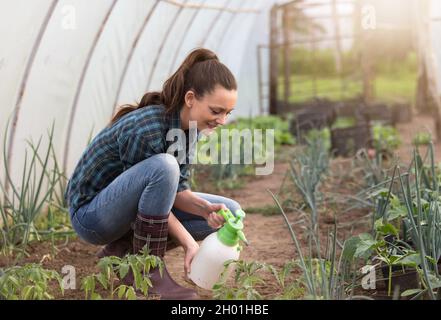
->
[288,134,329,232]
[395,144,441,299]
[0,120,72,260]
[346,144,441,299]
[269,190,357,300]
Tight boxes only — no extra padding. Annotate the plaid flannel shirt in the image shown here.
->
[65,105,192,213]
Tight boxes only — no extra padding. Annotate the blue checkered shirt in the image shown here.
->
[65,105,192,213]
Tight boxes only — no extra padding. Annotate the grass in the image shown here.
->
[279,75,363,103]
[279,72,416,104]
[244,204,280,216]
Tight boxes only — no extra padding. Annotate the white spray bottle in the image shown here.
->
[188,208,248,290]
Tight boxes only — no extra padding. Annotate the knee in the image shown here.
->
[225,198,242,216]
[142,153,180,182]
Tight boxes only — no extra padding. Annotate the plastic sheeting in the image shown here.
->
[430,0,441,93]
[0,0,273,189]
[3,0,440,194]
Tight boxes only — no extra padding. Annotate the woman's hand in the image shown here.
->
[204,203,227,229]
[184,241,200,277]
[174,190,228,227]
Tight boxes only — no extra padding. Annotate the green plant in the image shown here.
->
[289,134,329,231]
[270,190,355,300]
[212,260,267,300]
[0,120,68,259]
[212,259,304,300]
[196,115,294,183]
[347,145,441,299]
[344,231,422,296]
[355,149,390,189]
[0,263,63,300]
[332,117,357,130]
[412,132,432,146]
[396,147,441,299]
[81,247,163,300]
[305,128,331,152]
[373,124,401,153]
[236,116,295,147]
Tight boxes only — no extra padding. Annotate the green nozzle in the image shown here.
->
[217,209,248,247]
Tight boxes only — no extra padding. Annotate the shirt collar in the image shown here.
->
[165,106,181,131]
[165,106,201,137]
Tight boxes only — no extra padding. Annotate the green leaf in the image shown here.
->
[368,188,390,199]
[342,237,360,261]
[401,289,423,297]
[377,223,399,237]
[96,273,108,289]
[91,292,102,300]
[22,285,33,300]
[117,285,126,299]
[126,287,136,300]
[374,218,383,230]
[387,206,408,221]
[396,254,421,267]
[354,234,377,259]
[119,263,130,280]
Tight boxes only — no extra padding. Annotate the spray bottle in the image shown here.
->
[188,208,248,290]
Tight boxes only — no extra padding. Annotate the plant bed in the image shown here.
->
[334,101,365,119]
[362,103,394,126]
[331,122,372,157]
[380,265,419,294]
[281,97,335,112]
[358,265,420,300]
[289,101,336,144]
[369,291,418,300]
[290,111,333,143]
[391,102,412,124]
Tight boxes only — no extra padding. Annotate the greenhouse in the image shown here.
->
[1,0,441,301]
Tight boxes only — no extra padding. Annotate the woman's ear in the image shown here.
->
[184,90,195,108]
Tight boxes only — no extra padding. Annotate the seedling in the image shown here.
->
[0,263,63,300]
[412,132,432,147]
[212,259,304,300]
[81,246,163,300]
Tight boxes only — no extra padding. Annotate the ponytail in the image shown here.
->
[109,48,236,126]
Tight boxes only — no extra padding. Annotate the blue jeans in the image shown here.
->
[69,153,241,245]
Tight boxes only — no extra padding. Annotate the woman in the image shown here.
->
[65,48,241,300]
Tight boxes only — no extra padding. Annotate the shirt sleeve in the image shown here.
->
[177,163,191,192]
[118,133,164,169]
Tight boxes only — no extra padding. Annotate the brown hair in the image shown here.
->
[109,48,237,125]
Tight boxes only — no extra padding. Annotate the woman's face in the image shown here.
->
[184,85,237,133]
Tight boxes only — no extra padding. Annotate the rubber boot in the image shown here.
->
[96,230,133,259]
[96,231,180,259]
[132,213,199,300]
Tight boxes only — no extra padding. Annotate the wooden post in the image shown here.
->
[256,45,264,115]
[269,5,279,115]
[331,0,344,99]
[311,32,318,98]
[283,6,291,113]
[416,0,441,139]
[358,0,375,104]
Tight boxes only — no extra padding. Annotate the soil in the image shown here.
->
[1,113,438,300]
